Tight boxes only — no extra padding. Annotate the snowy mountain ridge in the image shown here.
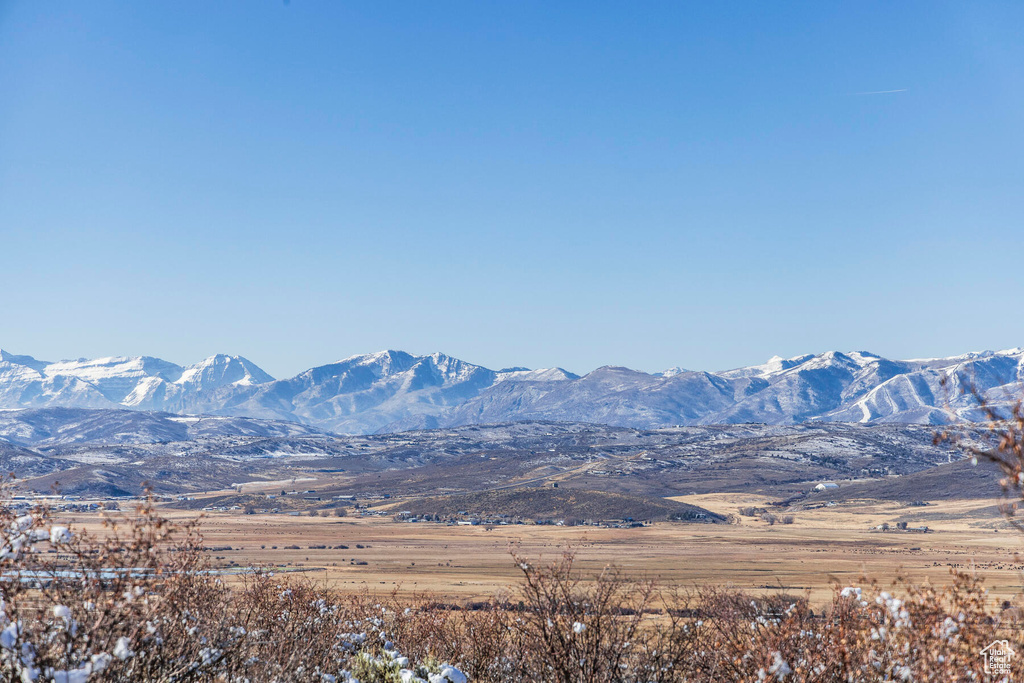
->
[0,347,1020,434]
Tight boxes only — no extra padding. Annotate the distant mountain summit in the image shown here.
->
[0,347,1020,433]
[215,350,502,433]
[0,352,274,413]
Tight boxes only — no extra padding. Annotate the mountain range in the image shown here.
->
[0,347,1021,434]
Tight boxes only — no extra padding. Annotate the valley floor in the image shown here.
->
[67,494,1024,608]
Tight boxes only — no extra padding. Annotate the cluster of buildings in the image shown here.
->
[7,495,120,513]
[391,511,649,528]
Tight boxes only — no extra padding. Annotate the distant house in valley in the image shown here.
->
[814,482,839,492]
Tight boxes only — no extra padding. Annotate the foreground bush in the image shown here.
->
[0,496,1020,682]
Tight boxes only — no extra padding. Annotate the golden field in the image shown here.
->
[64,492,1024,609]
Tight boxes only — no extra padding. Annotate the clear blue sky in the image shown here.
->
[2,2,1022,379]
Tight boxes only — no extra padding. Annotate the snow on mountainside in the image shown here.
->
[0,408,323,447]
[0,347,1021,433]
[441,349,1024,430]
[496,367,579,383]
[217,351,505,434]
[0,351,276,414]
[124,354,275,412]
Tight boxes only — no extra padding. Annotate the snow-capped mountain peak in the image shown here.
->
[719,353,816,379]
[495,367,579,383]
[175,354,274,388]
[0,350,48,372]
[0,346,1021,433]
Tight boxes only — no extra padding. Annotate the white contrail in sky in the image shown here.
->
[853,88,908,95]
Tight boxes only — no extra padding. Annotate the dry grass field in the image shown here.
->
[60,491,1024,610]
